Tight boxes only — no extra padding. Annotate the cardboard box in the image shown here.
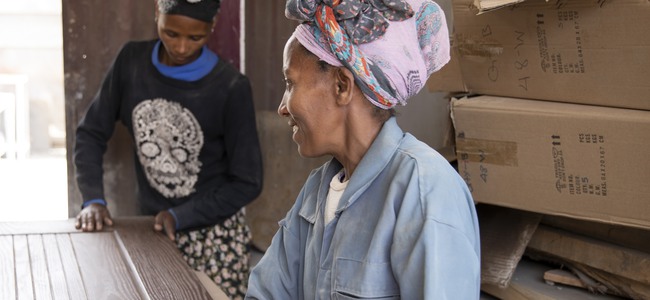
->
[451,95,650,230]
[429,0,650,110]
[472,0,525,14]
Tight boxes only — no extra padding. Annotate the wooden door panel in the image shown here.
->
[71,232,144,299]
[0,218,211,300]
[14,235,35,300]
[41,234,73,300]
[26,234,53,300]
[55,234,87,300]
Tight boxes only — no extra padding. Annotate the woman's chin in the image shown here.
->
[296,146,321,159]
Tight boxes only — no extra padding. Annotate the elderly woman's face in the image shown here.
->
[156,13,212,66]
[279,38,339,158]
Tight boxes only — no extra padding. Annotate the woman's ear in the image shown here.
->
[335,67,355,106]
[154,1,160,23]
[211,15,220,33]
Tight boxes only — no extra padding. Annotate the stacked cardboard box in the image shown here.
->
[452,95,650,230]
[439,0,650,297]
[432,0,650,110]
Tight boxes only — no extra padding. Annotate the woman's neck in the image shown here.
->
[334,112,384,180]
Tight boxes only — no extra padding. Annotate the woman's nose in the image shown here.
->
[175,39,188,54]
[277,97,289,117]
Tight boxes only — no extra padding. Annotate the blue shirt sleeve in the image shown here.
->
[81,198,107,208]
[246,195,305,300]
[392,219,481,299]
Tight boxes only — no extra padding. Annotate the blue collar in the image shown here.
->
[151,40,219,82]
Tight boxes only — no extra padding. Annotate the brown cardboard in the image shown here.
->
[477,204,541,287]
[431,0,650,110]
[451,95,650,230]
[426,51,465,93]
[472,0,526,14]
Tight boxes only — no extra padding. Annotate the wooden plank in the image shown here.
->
[0,219,79,235]
[527,225,650,299]
[477,204,542,287]
[114,218,212,299]
[112,231,152,300]
[528,225,650,284]
[544,269,586,289]
[42,234,72,300]
[481,258,626,300]
[70,231,144,299]
[27,235,53,300]
[561,264,650,300]
[14,235,34,300]
[0,235,16,300]
[0,217,212,299]
[542,215,650,253]
[55,234,86,300]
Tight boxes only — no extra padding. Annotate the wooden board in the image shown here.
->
[481,258,627,300]
[0,217,212,300]
[527,224,650,299]
[528,225,650,285]
[544,269,586,289]
[542,215,650,253]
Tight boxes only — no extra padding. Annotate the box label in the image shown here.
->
[551,133,608,197]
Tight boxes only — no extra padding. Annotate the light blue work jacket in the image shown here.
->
[247,118,480,299]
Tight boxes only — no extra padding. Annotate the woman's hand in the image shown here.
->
[154,210,177,241]
[75,203,113,231]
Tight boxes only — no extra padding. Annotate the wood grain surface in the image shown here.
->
[0,217,212,300]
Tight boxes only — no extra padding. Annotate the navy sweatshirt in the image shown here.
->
[74,40,263,231]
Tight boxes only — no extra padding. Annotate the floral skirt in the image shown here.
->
[176,209,251,299]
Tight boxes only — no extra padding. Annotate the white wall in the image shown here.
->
[0,0,65,154]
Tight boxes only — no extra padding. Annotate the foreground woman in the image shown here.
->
[246,0,480,299]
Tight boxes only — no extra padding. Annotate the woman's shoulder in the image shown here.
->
[113,39,157,63]
[397,133,447,165]
[393,133,467,189]
[212,59,249,86]
[120,40,158,53]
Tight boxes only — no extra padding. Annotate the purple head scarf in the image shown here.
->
[286,0,450,109]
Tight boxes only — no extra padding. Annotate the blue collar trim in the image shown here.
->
[151,40,219,82]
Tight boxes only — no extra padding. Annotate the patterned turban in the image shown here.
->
[286,0,450,109]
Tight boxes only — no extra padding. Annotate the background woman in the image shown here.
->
[73,0,263,298]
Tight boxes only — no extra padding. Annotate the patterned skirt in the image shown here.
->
[176,209,251,299]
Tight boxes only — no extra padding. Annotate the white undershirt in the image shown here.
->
[325,169,348,224]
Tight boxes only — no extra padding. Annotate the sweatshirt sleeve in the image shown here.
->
[73,44,129,203]
[172,74,263,230]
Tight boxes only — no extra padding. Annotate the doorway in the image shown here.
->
[0,0,68,221]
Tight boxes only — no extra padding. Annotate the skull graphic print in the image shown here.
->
[133,98,204,198]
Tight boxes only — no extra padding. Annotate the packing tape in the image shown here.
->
[456,138,518,167]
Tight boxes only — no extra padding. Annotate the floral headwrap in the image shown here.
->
[158,0,221,23]
[286,0,450,109]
